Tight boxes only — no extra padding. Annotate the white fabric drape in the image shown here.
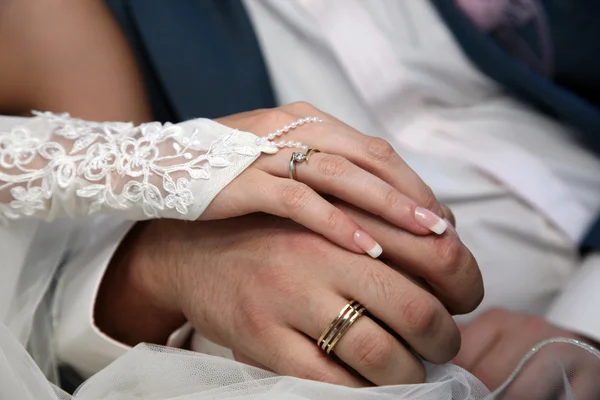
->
[1,319,599,399]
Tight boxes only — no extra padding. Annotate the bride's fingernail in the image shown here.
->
[414,207,448,235]
[353,230,383,258]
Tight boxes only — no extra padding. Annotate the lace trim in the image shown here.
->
[0,112,275,222]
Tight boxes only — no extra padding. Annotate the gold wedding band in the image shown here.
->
[288,148,321,180]
[318,300,366,355]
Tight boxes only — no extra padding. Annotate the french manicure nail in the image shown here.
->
[353,230,383,258]
[414,207,448,235]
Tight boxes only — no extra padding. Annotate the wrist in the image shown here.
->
[94,221,186,347]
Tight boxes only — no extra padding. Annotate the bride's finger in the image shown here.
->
[280,104,446,216]
[218,170,383,258]
[259,151,447,235]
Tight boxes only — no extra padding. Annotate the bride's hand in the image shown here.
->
[206,102,451,257]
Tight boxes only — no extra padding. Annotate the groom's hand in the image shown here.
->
[96,203,482,387]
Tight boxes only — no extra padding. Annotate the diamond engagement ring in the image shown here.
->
[288,148,320,180]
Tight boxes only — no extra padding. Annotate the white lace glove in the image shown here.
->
[0,112,277,223]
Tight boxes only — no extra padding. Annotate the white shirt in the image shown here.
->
[51,0,600,377]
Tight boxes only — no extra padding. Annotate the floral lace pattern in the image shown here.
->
[0,112,276,223]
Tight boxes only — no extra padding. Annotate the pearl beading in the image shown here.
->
[255,116,324,151]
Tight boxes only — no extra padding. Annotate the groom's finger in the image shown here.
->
[290,291,426,386]
[246,327,369,387]
[337,202,483,315]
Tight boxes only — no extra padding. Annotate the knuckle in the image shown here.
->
[260,108,291,128]
[363,268,396,303]
[237,302,277,343]
[324,209,343,231]
[317,154,349,179]
[350,330,395,370]
[279,184,312,214]
[435,237,465,278]
[287,101,317,114]
[363,137,395,164]
[383,187,402,211]
[400,293,438,334]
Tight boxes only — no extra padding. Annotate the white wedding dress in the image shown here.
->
[1,112,599,399]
